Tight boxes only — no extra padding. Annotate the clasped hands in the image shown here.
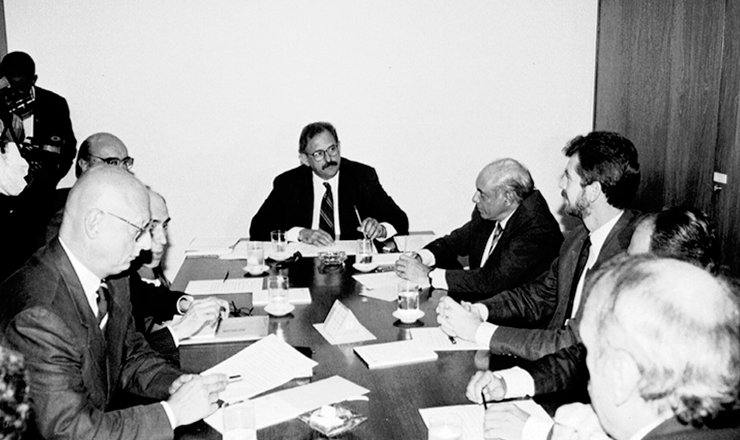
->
[171,296,230,341]
[435,295,484,342]
[299,217,386,246]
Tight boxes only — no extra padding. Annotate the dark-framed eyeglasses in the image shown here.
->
[307,144,339,161]
[99,210,151,241]
[229,301,253,317]
[88,154,135,170]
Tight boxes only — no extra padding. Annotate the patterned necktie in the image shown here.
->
[564,237,591,320]
[481,222,504,267]
[97,282,109,326]
[319,182,335,239]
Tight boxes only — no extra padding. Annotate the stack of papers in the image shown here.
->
[409,328,489,351]
[185,237,241,257]
[180,315,269,345]
[353,340,438,369]
[185,278,264,295]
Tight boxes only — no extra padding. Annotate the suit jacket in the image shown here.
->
[249,158,409,241]
[425,190,562,300]
[644,417,740,440]
[30,86,77,182]
[481,210,640,336]
[0,239,182,440]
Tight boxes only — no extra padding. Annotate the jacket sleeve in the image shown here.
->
[249,174,301,240]
[521,343,589,396]
[359,167,409,235]
[489,322,579,360]
[4,307,175,440]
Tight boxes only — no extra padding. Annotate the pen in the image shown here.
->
[354,206,367,239]
[228,374,242,383]
[482,394,531,409]
[222,271,229,283]
[448,335,457,345]
[214,306,226,334]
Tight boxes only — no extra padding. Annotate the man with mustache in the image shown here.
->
[250,121,408,244]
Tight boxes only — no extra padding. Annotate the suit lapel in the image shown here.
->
[337,161,354,238]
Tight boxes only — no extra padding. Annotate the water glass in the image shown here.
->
[268,275,289,308]
[246,241,264,268]
[397,280,420,312]
[222,399,256,440]
[428,412,462,440]
[357,238,373,264]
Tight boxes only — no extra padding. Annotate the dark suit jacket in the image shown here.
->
[481,210,640,335]
[644,417,740,440]
[249,158,409,240]
[0,239,181,440]
[424,190,562,300]
[30,86,77,182]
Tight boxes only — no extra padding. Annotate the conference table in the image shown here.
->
[171,248,570,440]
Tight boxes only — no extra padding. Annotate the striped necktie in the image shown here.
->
[96,282,109,327]
[319,182,335,239]
[481,222,503,267]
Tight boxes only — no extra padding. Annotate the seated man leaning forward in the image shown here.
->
[250,121,409,244]
[552,255,740,440]
[0,166,227,440]
[394,158,562,301]
[126,188,228,366]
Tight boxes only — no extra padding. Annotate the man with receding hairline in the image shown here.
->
[0,166,227,439]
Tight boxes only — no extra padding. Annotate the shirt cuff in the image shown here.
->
[522,415,555,440]
[475,321,497,347]
[166,326,180,347]
[493,367,535,398]
[379,222,397,240]
[176,295,191,314]
[160,401,177,429]
[286,227,302,242]
[417,249,435,266]
[429,268,448,290]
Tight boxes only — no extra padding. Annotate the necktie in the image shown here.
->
[480,222,504,267]
[96,282,109,326]
[564,237,591,321]
[319,182,335,239]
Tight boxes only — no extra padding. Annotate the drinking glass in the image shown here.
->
[428,412,462,440]
[268,275,289,309]
[397,280,420,312]
[271,230,287,258]
[246,241,264,268]
[222,400,256,440]
[357,238,373,264]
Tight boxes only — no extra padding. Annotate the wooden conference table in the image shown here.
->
[171,251,568,440]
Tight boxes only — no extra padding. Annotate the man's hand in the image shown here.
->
[483,403,530,440]
[299,228,334,246]
[170,297,229,341]
[466,370,507,403]
[167,374,228,427]
[394,253,430,284]
[436,296,483,341]
[358,217,386,241]
[552,403,610,440]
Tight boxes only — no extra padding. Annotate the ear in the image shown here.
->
[31,74,37,86]
[84,209,104,240]
[298,154,310,167]
[585,181,603,204]
[609,350,641,407]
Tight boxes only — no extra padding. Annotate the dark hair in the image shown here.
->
[0,346,30,440]
[298,122,339,153]
[563,131,640,209]
[643,206,716,270]
[0,52,35,79]
[75,137,94,177]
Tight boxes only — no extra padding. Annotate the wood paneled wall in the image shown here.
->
[595,0,740,275]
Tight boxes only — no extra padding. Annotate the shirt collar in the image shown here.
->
[58,237,104,308]
[498,205,517,230]
[589,210,624,248]
[628,414,673,440]
[312,169,340,193]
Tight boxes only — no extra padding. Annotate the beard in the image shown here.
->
[564,190,591,218]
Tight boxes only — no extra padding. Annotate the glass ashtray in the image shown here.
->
[318,251,347,266]
[298,404,367,437]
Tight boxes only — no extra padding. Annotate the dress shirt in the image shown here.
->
[59,238,177,429]
[422,208,516,290]
[472,210,625,347]
[286,170,397,242]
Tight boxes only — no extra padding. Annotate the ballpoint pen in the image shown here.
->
[222,270,229,283]
[354,206,367,239]
[482,392,531,409]
[448,335,457,345]
[214,306,226,334]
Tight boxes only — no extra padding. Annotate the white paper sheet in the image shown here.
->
[352,271,402,290]
[202,334,317,404]
[206,375,370,433]
[394,234,437,253]
[185,236,241,256]
[291,240,361,257]
[313,300,376,344]
[358,286,398,302]
[409,327,489,351]
[353,340,438,369]
[185,278,265,295]
[252,288,312,306]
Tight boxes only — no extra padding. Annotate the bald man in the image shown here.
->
[395,158,562,300]
[0,167,227,439]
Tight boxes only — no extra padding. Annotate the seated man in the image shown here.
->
[395,158,562,300]
[0,166,227,439]
[553,255,740,440]
[466,207,720,439]
[129,189,228,365]
[438,131,641,351]
[250,121,409,244]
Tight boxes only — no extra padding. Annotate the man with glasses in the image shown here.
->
[0,166,228,439]
[250,121,409,244]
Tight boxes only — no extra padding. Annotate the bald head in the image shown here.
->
[61,167,152,279]
[75,133,130,177]
[479,158,534,202]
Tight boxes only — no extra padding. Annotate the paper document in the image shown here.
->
[314,300,375,345]
[292,240,361,257]
[218,239,250,260]
[185,236,241,256]
[394,234,437,252]
[353,340,438,369]
[252,288,311,306]
[206,375,370,433]
[371,253,401,266]
[180,316,268,345]
[185,278,264,295]
[202,334,318,404]
[354,271,402,302]
[409,327,489,351]
[419,401,552,440]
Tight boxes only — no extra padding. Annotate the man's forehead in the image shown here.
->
[92,142,128,159]
[149,193,169,220]
[305,131,337,152]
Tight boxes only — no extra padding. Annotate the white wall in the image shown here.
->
[5,0,597,278]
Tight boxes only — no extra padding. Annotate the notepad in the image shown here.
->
[180,315,269,345]
[409,327,489,351]
[353,340,438,369]
[252,288,312,306]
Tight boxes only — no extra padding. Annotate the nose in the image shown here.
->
[472,191,480,204]
[153,225,167,246]
[558,175,566,190]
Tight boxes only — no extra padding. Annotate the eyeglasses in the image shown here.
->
[88,154,135,170]
[100,210,152,241]
[229,301,253,318]
[307,144,339,161]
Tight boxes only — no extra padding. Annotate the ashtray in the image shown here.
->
[298,404,367,437]
[318,251,347,266]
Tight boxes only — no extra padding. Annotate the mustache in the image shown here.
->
[322,161,339,170]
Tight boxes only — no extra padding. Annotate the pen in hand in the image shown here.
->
[214,306,226,334]
[354,206,367,239]
[448,335,457,345]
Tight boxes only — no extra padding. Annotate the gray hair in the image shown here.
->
[484,158,534,202]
